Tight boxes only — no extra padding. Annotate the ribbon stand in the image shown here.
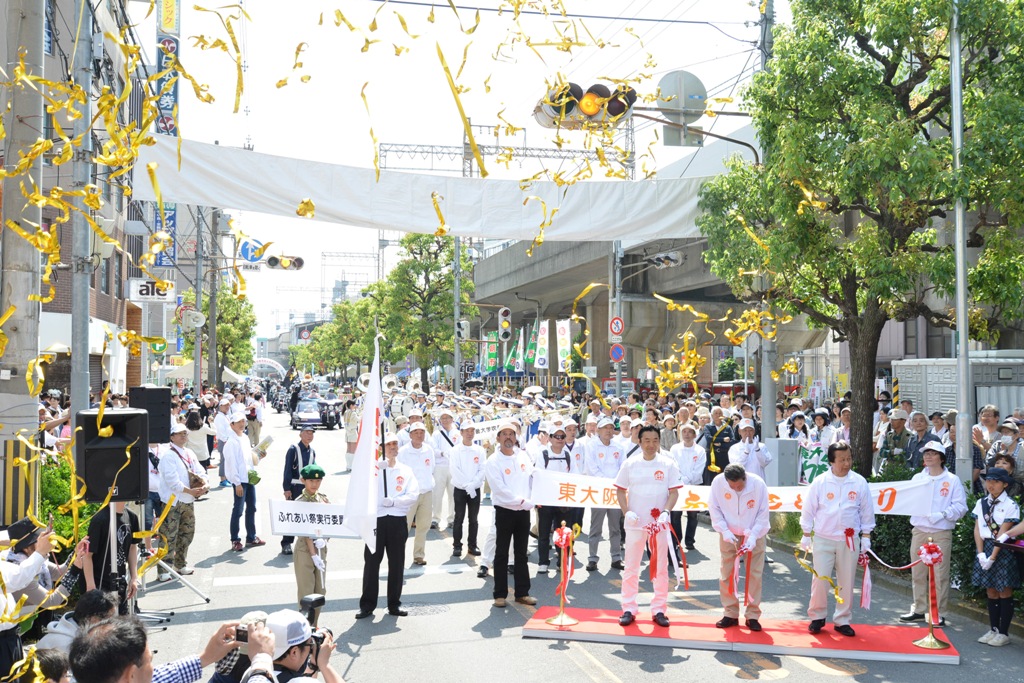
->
[913,538,950,650]
[546,521,579,627]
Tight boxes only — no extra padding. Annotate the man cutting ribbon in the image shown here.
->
[614,425,682,628]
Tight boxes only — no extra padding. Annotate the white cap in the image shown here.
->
[409,422,426,432]
[738,418,755,431]
[680,422,698,435]
[229,412,247,423]
[496,420,519,436]
[538,421,551,433]
[922,441,946,454]
[265,609,313,660]
[459,421,476,431]
[219,398,231,406]
[890,409,909,421]
[619,416,632,426]
[383,433,399,445]
[585,414,598,424]
[409,409,424,418]
[439,409,454,418]
[562,418,577,427]
[170,423,187,435]
[597,417,615,429]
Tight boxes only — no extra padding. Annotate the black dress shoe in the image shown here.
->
[468,547,481,556]
[834,624,856,637]
[619,611,635,626]
[507,565,515,575]
[586,561,598,572]
[653,612,670,627]
[452,547,462,557]
[929,617,947,628]
[684,544,696,551]
[355,610,373,619]
[280,543,293,555]
[746,619,762,632]
[808,618,826,634]
[477,566,489,578]
[899,612,925,622]
[388,609,408,617]
[610,560,625,570]
[716,616,739,628]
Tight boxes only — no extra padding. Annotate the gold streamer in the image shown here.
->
[296,198,316,218]
[795,547,843,604]
[568,282,608,362]
[522,196,558,256]
[431,192,448,236]
[360,82,380,181]
[0,305,17,358]
[437,43,488,178]
[567,372,610,411]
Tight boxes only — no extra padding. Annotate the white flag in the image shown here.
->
[343,335,382,549]
[514,328,526,373]
[556,318,572,373]
[535,320,549,369]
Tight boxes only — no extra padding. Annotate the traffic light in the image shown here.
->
[456,319,470,341]
[497,307,512,342]
[534,80,636,130]
[266,255,305,270]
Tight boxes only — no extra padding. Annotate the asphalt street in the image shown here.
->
[133,411,1024,682]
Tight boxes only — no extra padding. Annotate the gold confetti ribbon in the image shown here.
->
[795,546,844,604]
[360,82,380,181]
[192,4,250,113]
[296,198,316,218]
[437,43,488,178]
[793,180,827,215]
[523,196,558,256]
[431,192,448,236]
[772,359,801,383]
[568,282,608,362]
[567,372,610,410]
[0,305,17,358]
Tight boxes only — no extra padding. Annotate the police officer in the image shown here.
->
[292,463,329,625]
[281,426,317,555]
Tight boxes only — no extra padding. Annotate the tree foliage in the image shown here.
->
[182,283,257,384]
[697,0,1024,473]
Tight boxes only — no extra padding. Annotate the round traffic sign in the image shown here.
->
[610,316,624,336]
[299,329,311,340]
[610,343,625,363]
[238,239,265,263]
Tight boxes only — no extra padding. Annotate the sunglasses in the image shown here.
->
[551,434,566,439]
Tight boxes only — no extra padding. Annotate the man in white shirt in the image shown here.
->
[708,464,770,632]
[430,409,459,531]
[450,421,486,557]
[561,419,587,532]
[615,425,682,628]
[670,423,706,551]
[525,421,551,460]
[158,423,208,578]
[0,527,57,677]
[224,412,264,552]
[799,440,875,637]
[356,434,420,619]
[213,398,233,487]
[728,419,774,481]
[398,423,435,565]
[614,416,634,453]
[485,421,537,608]
[246,392,264,447]
[899,441,967,627]
[585,417,625,572]
[533,425,579,573]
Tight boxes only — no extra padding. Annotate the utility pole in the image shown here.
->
[207,210,219,390]
[193,208,204,391]
[613,241,623,396]
[0,0,45,496]
[69,1,94,422]
[453,235,461,393]
[757,0,779,413]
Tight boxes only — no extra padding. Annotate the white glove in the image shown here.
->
[312,555,326,572]
[981,557,995,571]
[997,532,1010,544]
[467,487,477,499]
[521,498,533,509]
[625,511,640,525]
[721,530,738,544]
[977,551,988,566]
[800,536,813,553]
[382,497,395,507]
[860,538,871,553]
[893,448,904,455]
[927,512,945,525]
[739,541,753,554]
[313,538,326,550]
[658,511,670,525]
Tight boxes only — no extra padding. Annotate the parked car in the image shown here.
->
[290,399,322,430]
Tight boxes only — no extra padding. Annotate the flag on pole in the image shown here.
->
[535,320,550,369]
[524,323,539,363]
[514,328,526,373]
[484,331,499,372]
[504,331,518,371]
[556,319,572,373]
[343,334,383,550]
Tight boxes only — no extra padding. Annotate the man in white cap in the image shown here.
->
[430,409,459,530]
[158,423,208,579]
[532,423,579,573]
[484,421,537,608]
[899,440,967,627]
[224,411,264,552]
[670,421,706,551]
[580,413,599,447]
[357,434,419,619]
[263,609,342,683]
[728,418,773,481]
[0,525,56,677]
[450,421,486,557]
[398,422,435,565]
[525,421,550,460]
[584,416,625,572]
[213,397,233,487]
[709,464,770,632]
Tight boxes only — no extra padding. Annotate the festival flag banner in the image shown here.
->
[530,469,934,516]
[514,328,526,373]
[504,329,520,371]
[555,318,572,373]
[535,320,550,369]
[343,335,383,549]
[484,331,499,372]
[800,443,828,483]
[524,323,539,363]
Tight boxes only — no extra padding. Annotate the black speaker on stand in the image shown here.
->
[129,386,171,443]
[75,408,149,503]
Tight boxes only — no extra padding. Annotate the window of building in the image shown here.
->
[100,256,110,295]
[904,319,918,356]
[926,322,953,358]
[114,251,124,298]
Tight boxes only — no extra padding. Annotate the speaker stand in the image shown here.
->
[143,559,211,603]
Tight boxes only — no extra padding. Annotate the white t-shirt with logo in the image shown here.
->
[613,452,682,520]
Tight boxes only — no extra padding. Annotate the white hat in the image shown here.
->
[229,412,246,423]
[585,414,598,424]
[922,441,946,454]
[889,409,909,421]
[562,418,577,427]
[496,420,519,436]
[409,422,426,432]
[219,398,231,406]
[170,423,187,435]
[619,416,632,426]
[265,609,312,660]
[383,433,399,445]
[439,409,454,418]
[459,421,476,431]
[738,418,755,431]
[409,409,424,418]
[538,421,551,433]
[597,417,615,429]
[680,422,698,435]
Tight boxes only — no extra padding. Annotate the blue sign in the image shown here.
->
[176,325,184,352]
[239,239,265,263]
[610,343,625,363]
[155,202,177,267]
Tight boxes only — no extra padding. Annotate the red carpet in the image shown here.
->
[523,607,960,665]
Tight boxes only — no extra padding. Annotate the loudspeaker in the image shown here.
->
[128,386,171,443]
[75,408,149,503]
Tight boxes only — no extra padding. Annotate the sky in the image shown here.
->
[128,0,792,339]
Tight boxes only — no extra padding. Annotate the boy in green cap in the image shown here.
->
[294,463,329,623]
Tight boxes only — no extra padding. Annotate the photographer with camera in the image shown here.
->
[246,609,342,683]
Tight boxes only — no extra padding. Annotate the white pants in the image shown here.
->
[808,535,858,626]
[432,465,454,526]
[621,522,670,615]
[483,517,497,568]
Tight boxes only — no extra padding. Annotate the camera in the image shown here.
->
[299,594,325,626]
[234,626,248,643]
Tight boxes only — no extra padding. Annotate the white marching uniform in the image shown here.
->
[585,439,625,563]
[727,440,773,481]
[431,425,459,527]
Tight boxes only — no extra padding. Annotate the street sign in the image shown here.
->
[609,334,622,343]
[582,365,597,378]
[610,343,625,363]
[609,317,624,336]
[299,329,311,340]
[128,278,174,303]
[239,239,265,263]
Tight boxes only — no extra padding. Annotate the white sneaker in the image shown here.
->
[989,633,1011,647]
[178,566,195,575]
[978,629,998,644]
[538,564,549,573]
[156,573,173,583]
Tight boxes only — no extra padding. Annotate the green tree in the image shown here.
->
[182,283,258,387]
[288,298,378,379]
[364,234,477,387]
[717,357,739,382]
[697,0,1024,473]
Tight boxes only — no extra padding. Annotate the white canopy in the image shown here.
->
[164,361,245,383]
[134,137,707,242]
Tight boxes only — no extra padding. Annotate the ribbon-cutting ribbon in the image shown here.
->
[858,552,872,609]
[552,523,577,599]
[917,542,943,626]
[844,527,855,551]
[795,546,844,605]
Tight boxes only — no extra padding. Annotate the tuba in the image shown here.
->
[358,373,373,392]
[406,377,422,393]
[382,374,400,393]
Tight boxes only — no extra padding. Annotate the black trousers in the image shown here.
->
[452,487,480,550]
[359,515,407,612]
[670,510,699,552]
[536,506,572,565]
[0,628,22,683]
[282,484,304,546]
[493,507,531,599]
